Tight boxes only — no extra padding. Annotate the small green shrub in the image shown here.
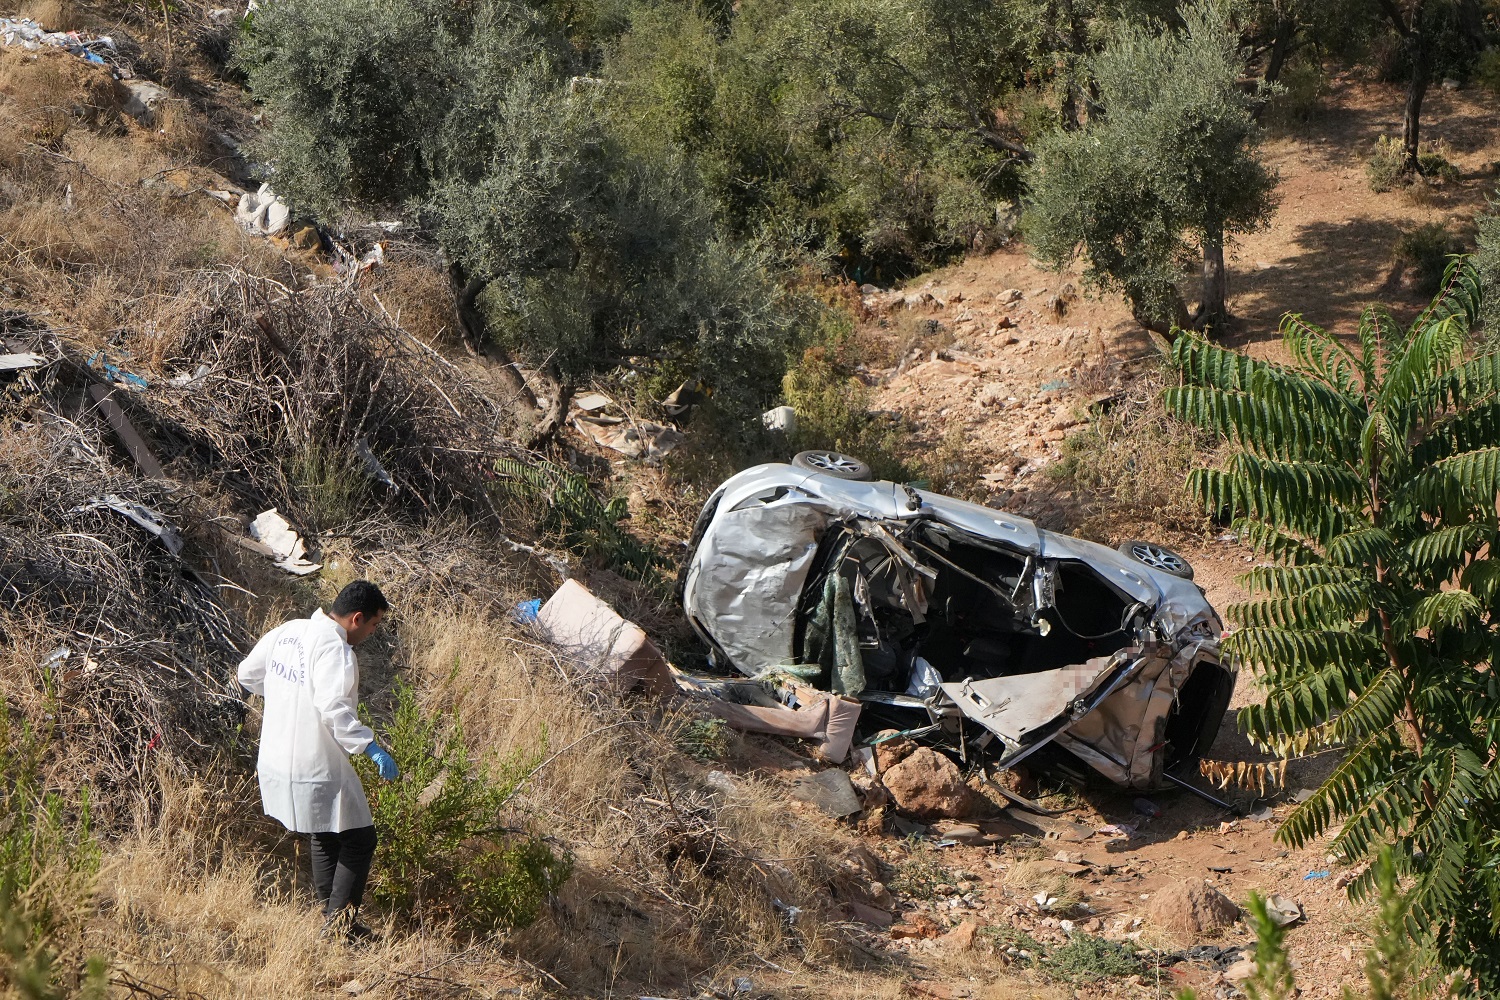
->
[673,718,730,763]
[1369,135,1461,193]
[782,334,915,484]
[1395,222,1466,297]
[287,440,370,532]
[981,924,1045,966]
[1267,60,1328,124]
[359,683,572,930]
[494,457,661,581]
[1368,135,1409,192]
[0,709,107,999]
[1479,200,1500,338]
[1477,48,1500,95]
[1048,371,1213,538]
[1417,143,1461,184]
[887,846,950,900]
[1042,934,1144,985]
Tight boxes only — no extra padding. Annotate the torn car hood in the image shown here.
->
[940,646,1156,768]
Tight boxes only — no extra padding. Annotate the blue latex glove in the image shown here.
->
[364,743,399,781]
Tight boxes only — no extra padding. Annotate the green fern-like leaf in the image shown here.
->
[1175,259,1500,988]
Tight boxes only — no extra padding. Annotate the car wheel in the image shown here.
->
[792,449,872,481]
[1118,540,1195,580]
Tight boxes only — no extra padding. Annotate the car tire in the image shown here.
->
[792,449,872,481]
[674,486,726,608]
[1118,540,1195,581]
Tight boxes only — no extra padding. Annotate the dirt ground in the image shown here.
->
[770,75,1500,1000]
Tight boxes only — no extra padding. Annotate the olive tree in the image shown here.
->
[236,0,796,442]
[1024,1,1277,332]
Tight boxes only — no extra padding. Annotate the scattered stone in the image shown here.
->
[1145,881,1241,936]
[289,225,320,251]
[849,771,891,809]
[929,820,996,846]
[976,383,1008,408]
[121,80,168,125]
[848,900,895,927]
[873,732,917,772]
[1224,958,1257,982]
[882,747,976,820]
[940,918,982,952]
[890,912,942,939]
[997,288,1023,303]
[789,769,863,818]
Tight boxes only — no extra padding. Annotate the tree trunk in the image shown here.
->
[1263,15,1297,86]
[524,364,574,450]
[447,263,539,420]
[1388,0,1428,174]
[1059,0,1089,129]
[1401,45,1429,174]
[1197,229,1229,333]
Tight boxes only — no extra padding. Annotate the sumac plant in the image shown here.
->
[1168,260,1500,990]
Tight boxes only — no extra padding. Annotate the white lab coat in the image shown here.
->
[237,609,376,832]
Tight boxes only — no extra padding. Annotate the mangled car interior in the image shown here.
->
[680,455,1237,791]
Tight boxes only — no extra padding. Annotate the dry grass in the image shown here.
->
[0,49,281,352]
[1002,855,1085,915]
[394,602,889,991]
[1045,356,1222,543]
[0,31,1056,1000]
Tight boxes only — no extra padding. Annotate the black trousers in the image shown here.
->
[309,825,377,915]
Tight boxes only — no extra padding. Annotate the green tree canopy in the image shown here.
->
[236,0,798,441]
[1169,260,1500,988]
[1024,0,1277,332]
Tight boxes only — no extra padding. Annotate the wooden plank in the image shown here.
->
[88,383,166,479]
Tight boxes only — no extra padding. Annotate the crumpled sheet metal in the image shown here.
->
[940,652,1125,750]
[687,679,861,763]
[73,495,183,556]
[1054,641,1214,790]
[683,502,830,674]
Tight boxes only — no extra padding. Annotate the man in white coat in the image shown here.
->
[238,579,399,941]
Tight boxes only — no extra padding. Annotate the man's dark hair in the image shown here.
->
[331,580,390,618]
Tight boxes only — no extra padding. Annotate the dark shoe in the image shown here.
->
[320,908,380,945]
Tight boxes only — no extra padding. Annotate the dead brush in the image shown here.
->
[1003,853,1084,914]
[0,397,253,822]
[142,270,530,530]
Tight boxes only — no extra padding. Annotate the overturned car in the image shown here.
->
[678,451,1235,791]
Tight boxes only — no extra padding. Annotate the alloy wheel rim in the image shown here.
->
[1130,542,1186,573]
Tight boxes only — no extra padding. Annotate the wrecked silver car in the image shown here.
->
[678,452,1235,791]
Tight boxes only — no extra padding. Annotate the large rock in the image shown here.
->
[1145,881,1241,936]
[881,747,974,820]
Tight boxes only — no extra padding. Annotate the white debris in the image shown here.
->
[235,183,291,236]
[0,353,44,373]
[762,405,797,434]
[248,508,321,575]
